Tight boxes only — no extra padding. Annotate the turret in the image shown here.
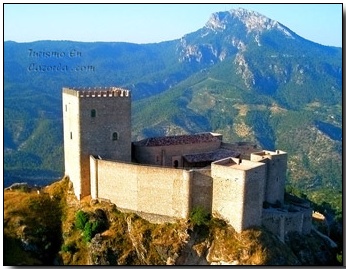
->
[250,150,287,205]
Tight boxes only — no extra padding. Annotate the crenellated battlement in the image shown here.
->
[63,87,130,98]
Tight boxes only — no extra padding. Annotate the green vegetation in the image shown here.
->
[61,242,77,253]
[75,210,89,230]
[74,209,108,242]
[336,252,342,264]
[189,206,211,227]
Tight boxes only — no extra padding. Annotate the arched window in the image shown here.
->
[112,132,118,141]
[173,160,179,168]
[91,109,96,117]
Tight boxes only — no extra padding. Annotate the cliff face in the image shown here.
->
[4,178,339,265]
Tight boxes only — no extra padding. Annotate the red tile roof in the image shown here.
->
[134,133,221,147]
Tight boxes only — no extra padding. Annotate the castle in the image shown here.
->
[62,87,312,240]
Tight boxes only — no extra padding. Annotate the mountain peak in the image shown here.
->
[205,8,294,38]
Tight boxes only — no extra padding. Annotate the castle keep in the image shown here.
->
[62,87,312,239]
[63,87,131,199]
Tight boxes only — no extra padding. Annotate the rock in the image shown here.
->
[166,257,175,265]
[89,234,111,265]
[21,237,38,253]
[6,182,29,191]
[210,260,239,265]
[68,181,73,190]
[90,199,98,206]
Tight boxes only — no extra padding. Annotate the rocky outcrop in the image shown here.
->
[4,179,340,266]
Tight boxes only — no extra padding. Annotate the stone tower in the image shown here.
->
[62,87,131,199]
[211,157,266,233]
[250,150,287,205]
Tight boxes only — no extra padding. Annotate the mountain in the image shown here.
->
[4,8,342,220]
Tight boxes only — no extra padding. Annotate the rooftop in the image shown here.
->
[213,157,266,171]
[63,87,130,98]
[251,150,286,156]
[183,149,240,163]
[134,132,222,147]
[63,86,127,91]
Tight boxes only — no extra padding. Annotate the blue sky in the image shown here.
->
[4,3,342,47]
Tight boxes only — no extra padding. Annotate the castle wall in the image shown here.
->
[90,155,98,199]
[302,208,313,234]
[95,159,139,211]
[261,210,284,240]
[91,158,192,219]
[211,157,266,233]
[250,150,287,205]
[284,211,304,235]
[136,165,191,218]
[62,90,82,199]
[190,169,213,213]
[221,142,259,159]
[242,166,266,229]
[262,207,312,241]
[133,140,221,167]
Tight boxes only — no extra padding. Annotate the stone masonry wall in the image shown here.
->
[262,207,312,242]
[251,150,287,205]
[241,165,266,229]
[63,87,131,199]
[261,211,284,241]
[190,169,213,213]
[221,142,259,159]
[133,140,221,167]
[211,157,266,233]
[90,158,193,219]
[302,208,313,234]
[90,155,98,199]
[62,90,82,199]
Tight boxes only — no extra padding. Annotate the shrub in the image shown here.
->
[61,242,77,253]
[190,206,211,227]
[91,220,103,235]
[75,210,89,230]
[83,220,105,242]
[336,252,342,264]
[83,222,93,242]
[75,210,108,242]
